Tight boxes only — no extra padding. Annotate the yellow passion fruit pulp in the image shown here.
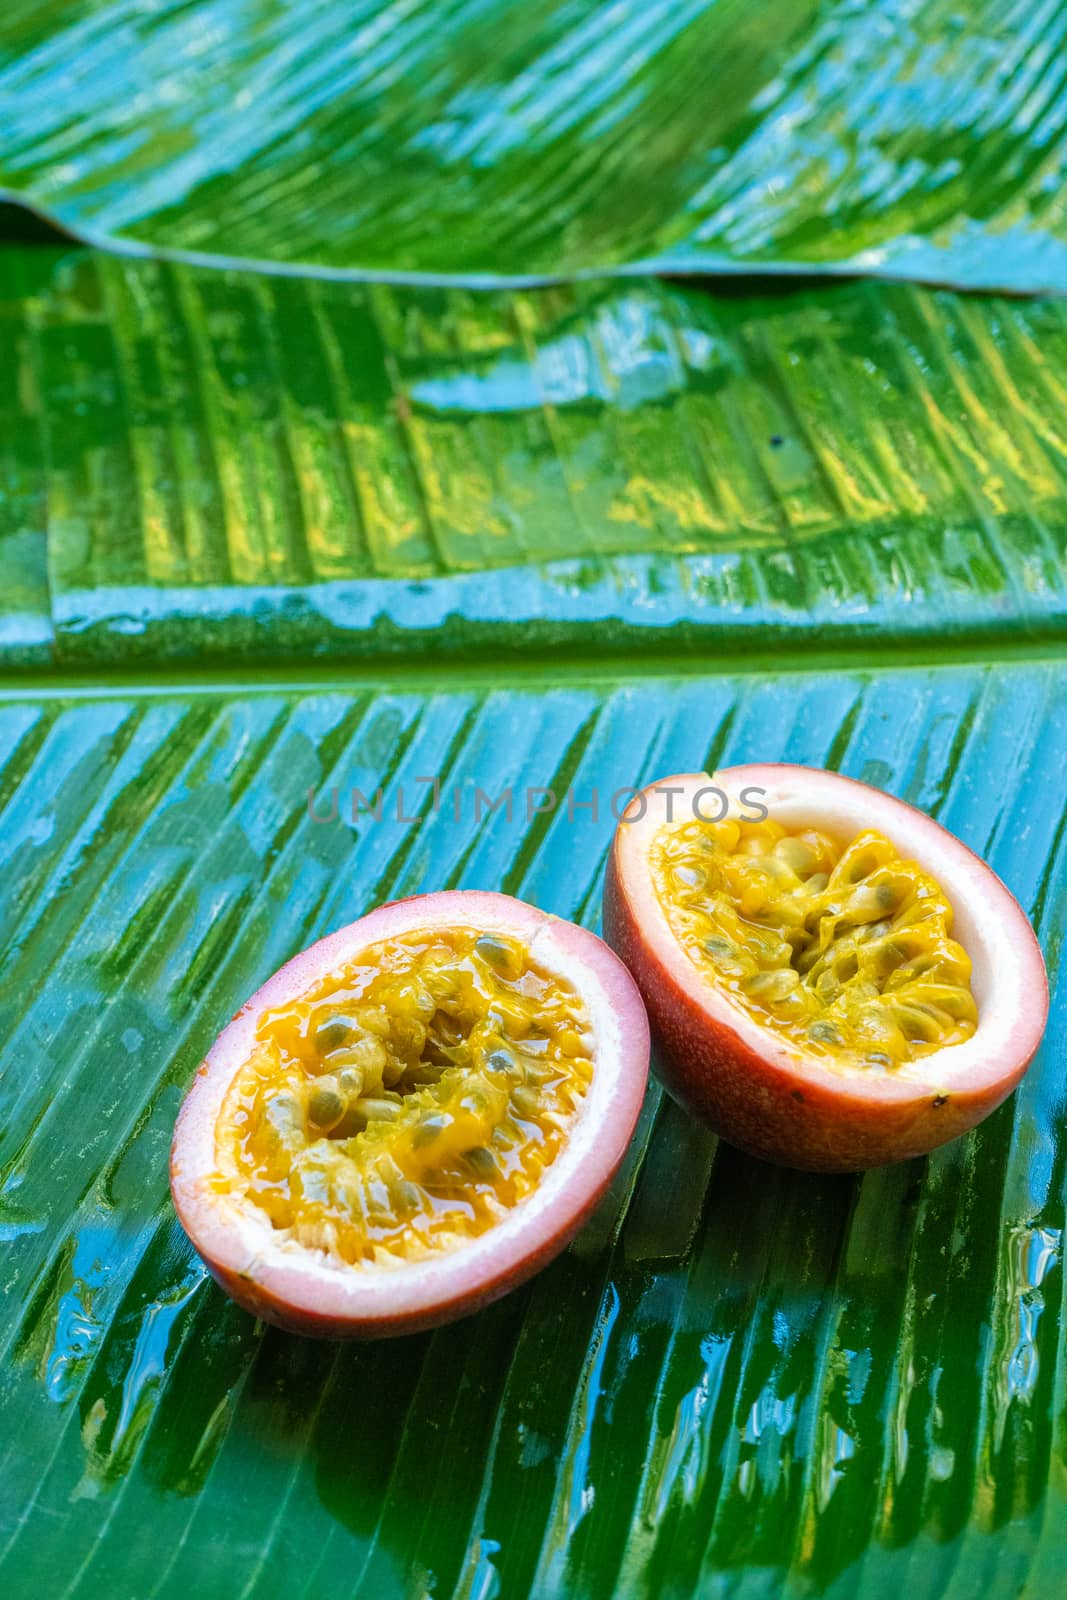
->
[213,927,595,1265]
[651,816,977,1070]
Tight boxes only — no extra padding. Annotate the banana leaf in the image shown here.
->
[2,0,1067,291]
[0,657,1061,1598]
[5,246,1067,669]
[0,251,52,662]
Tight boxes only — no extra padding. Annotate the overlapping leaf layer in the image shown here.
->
[3,0,1067,290]
[4,249,1067,668]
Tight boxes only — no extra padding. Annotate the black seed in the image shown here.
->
[475,935,523,977]
[315,1014,360,1054]
[792,1089,804,1102]
[413,1113,450,1147]
[466,1146,498,1179]
[391,1179,422,1212]
[932,1093,949,1108]
[308,1084,344,1128]
[809,1020,842,1046]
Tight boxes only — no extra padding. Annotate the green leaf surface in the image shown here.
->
[5,247,1067,669]
[2,1,1067,291]
[0,656,1062,1598]
[0,252,53,663]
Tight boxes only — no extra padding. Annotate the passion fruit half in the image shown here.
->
[171,891,648,1337]
[604,765,1048,1172]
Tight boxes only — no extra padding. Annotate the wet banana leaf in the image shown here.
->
[5,246,1067,669]
[0,657,1061,1598]
[2,0,1067,292]
[0,252,52,663]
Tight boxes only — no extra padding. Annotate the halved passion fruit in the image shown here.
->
[604,766,1048,1172]
[171,891,648,1337]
